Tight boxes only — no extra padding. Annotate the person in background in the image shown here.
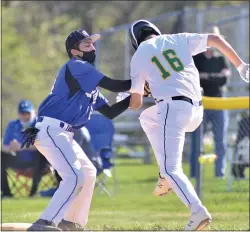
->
[84,112,115,170]
[1,100,48,197]
[193,27,231,177]
[74,126,103,175]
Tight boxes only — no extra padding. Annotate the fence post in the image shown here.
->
[195,123,204,199]
[182,6,188,31]
[190,132,197,178]
[240,8,247,60]
[94,38,101,69]
[124,28,130,80]
[143,143,152,164]
[196,9,204,33]
[191,10,205,198]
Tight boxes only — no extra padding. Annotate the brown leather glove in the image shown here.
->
[21,127,40,149]
[144,81,152,97]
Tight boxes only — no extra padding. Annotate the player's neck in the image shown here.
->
[143,34,157,43]
[72,56,82,60]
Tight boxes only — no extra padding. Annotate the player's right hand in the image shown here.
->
[9,139,21,152]
[237,63,249,83]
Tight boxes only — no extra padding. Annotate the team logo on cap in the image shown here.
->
[81,30,88,36]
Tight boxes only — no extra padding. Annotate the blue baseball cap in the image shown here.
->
[18,100,34,113]
[65,29,100,57]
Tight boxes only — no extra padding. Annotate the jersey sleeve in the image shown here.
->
[184,33,209,56]
[68,60,105,93]
[3,121,14,145]
[94,90,109,110]
[129,49,147,95]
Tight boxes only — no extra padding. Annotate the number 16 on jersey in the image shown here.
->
[151,49,184,80]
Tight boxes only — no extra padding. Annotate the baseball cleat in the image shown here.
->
[185,207,212,231]
[153,174,173,197]
[57,219,84,231]
[27,219,61,231]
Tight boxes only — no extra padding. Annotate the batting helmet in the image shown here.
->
[129,19,161,51]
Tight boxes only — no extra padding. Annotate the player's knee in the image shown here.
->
[61,173,80,191]
[77,164,97,186]
[165,162,183,175]
[85,165,97,183]
[69,169,85,187]
[78,171,86,187]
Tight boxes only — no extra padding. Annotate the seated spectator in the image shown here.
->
[74,126,103,175]
[85,112,115,170]
[1,100,49,197]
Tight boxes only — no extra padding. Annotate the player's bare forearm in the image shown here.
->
[129,93,143,110]
[207,35,243,69]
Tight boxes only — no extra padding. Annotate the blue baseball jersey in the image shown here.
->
[38,58,108,128]
[3,119,37,161]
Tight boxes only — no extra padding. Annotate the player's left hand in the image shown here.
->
[144,81,152,97]
[237,63,249,83]
[21,127,40,149]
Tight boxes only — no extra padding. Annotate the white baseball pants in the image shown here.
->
[34,117,96,226]
[139,99,204,212]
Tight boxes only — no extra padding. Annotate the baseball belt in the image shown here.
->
[37,116,74,132]
[155,96,203,106]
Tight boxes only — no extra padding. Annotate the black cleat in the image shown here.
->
[27,219,61,231]
[57,219,84,231]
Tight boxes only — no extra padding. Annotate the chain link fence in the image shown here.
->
[228,110,249,183]
[201,109,249,176]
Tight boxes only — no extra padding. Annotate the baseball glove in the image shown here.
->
[144,81,152,97]
[21,127,40,149]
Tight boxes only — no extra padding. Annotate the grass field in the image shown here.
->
[2,158,249,231]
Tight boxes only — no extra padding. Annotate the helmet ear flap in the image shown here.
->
[129,26,138,50]
[128,20,161,51]
[137,29,156,45]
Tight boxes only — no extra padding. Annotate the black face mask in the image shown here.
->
[77,50,96,64]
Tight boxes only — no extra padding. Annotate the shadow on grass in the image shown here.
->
[136,177,157,183]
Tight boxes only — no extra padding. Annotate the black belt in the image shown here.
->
[155,96,202,106]
[37,116,74,132]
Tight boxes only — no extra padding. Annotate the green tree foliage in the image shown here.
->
[2,3,79,132]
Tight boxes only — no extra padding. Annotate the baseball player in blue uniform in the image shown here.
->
[22,29,132,231]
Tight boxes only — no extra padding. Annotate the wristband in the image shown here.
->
[237,63,246,73]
